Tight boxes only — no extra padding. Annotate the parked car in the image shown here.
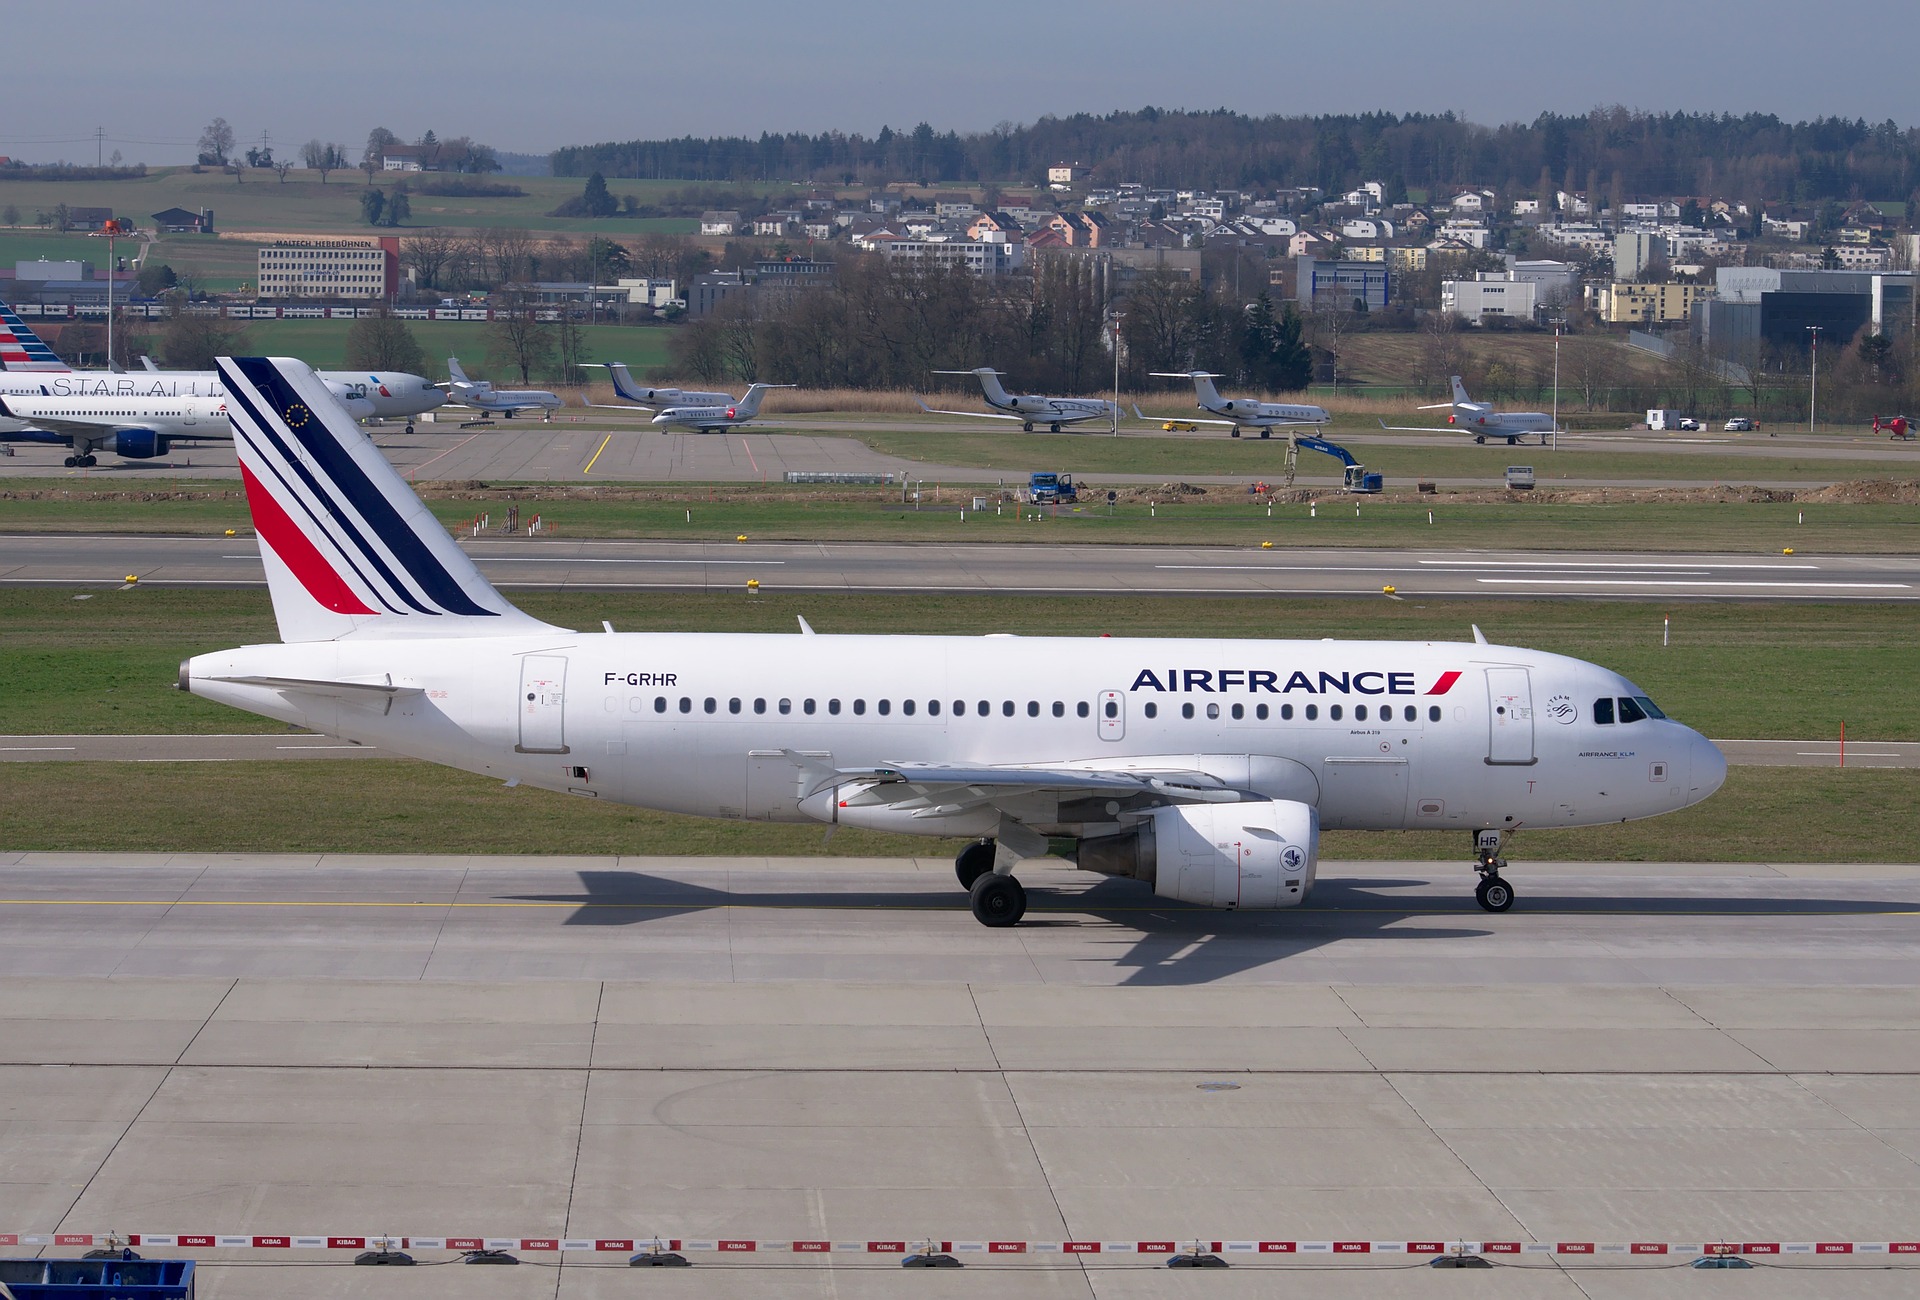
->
[1724,417,1754,431]
[1162,420,1199,432]
[1676,417,1702,431]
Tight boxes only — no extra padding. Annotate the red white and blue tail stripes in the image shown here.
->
[218,356,556,643]
[0,303,72,372]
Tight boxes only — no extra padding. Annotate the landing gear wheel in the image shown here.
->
[1475,874,1514,913]
[405,423,415,435]
[64,456,78,467]
[84,455,98,466]
[1259,428,1270,439]
[1050,422,1063,433]
[954,839,996,891]
[1022,421,1034,432]
[1474,434,1485,444]
[969,873,1027,927]
[1230,428,1241,438]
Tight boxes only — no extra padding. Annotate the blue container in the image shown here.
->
[0,1258,194,1298]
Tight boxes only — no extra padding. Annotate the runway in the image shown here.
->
[1,412,1913,487]
[7,533,1918,599]
[3,851,1919,1298]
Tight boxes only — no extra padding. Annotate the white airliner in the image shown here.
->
[581,362,732,410]
[0,303,446,437]
[181,356,1728,926]
[0,385,370,466]
[644,383,793,433]
[918,367,1119,433]
[1146,371,1331,438]
[1381,376,1555,444]
[443,357,563,419]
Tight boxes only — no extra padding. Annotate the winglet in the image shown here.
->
[797,615,815,636]
[1472,624,1488,646]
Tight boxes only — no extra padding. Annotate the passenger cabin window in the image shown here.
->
[679,697,692,714]
[654,696,667,713]
[1617,697,1647,723]
[1181,703,1195,719]
[1255,703,1268,720]
[977,700,989,716]
[1428,705,1441,722]
[853,699,866,716]
[1027,701,1039,717]
[1330,704,1343,721]
[1002,701,1014,717]
[1405,705,1418,722]
[1144,702,1158,719]
[704,698,717,714]
[876,699,889,716]
[802,699,815,715]
[1078,702,1090,718]
[929,700,941,716]
[1206,703,1220,720]
[1281,704,1294,720]
[902,700,914,716]
[728,698,741,714]
[1594,697,1615,725]
[1103,700,1117,719]
[1231,703,1244,720]
[754,699,766,715]
[1305,704,1318,721]
[1052,701,1065,718]
[829,699,842,715]
[1355,704,1368,721]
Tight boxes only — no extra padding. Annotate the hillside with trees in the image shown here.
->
[553,108,1920,207]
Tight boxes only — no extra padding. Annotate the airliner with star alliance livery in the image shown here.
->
[181,356,1726,925]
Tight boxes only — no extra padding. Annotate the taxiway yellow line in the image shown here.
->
[581,433,613,474]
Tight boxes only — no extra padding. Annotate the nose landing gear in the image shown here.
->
[1473,830,1515,912]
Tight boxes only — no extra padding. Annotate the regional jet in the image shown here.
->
[1145,371,1331,438]
[581,362,733,410]
[918,367,1119,433]
[1381,375,1556,444]
[442,357,563,419]
[180,355,1728,926]
[645,383,793,433]
[0,303,445,434]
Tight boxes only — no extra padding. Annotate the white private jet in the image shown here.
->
[918,367,1119,433]
[581,361,733,410]
[1382,375,1556,444]
[1145,371,1331,438]
[443,357,563,419]
[644,383,793,433]
[181,355,1728,926]
[0,303,445,437]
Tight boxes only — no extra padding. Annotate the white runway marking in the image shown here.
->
[1477,578,1908,590]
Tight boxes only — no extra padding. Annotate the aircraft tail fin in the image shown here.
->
[603,362,653,405]
[218,356,561,644]
[1450,375,1472,406]
[1189,373,1227,411]
[970,367,1013,408]
[447,356,471,385]
[734,383,793,417]
[0,302,74,373]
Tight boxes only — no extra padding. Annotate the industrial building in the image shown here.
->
[1698,267,1915,355]
[1295,256,1391,312]
[1592,281,1714,325]
[256,238,399,300]
[1441,274,1537,324]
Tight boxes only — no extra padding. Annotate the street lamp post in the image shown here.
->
[1550,318,1565,450]
[91,219,130,368]
[1807,324,1821,434]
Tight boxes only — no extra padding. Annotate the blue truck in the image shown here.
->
[1028,472,1080,503]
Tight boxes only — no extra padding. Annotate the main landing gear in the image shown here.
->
[1472,831,1515,912]
[404,422,415,435]
[64,454,99,467]
[1021,421,1035,432]
[955,838,1027,926]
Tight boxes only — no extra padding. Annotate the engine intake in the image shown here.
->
[1077,800,1319,909]
[113,429,172,459]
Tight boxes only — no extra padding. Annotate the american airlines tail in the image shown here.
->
[217,356,559,643]
[0,303,74,372]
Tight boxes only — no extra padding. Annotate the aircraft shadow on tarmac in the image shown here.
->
[502,868,1915,986]
[507,869,1486,986]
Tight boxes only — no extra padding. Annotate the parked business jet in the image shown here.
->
[919,367,1119,432]
[181,356,1727,926]
[1146,371,1331,438]
[443,357,563,419]
[581,362,732,410]
[0,384,370,466]
[0,303,446,434]
[1382,375,1556,444]
[645,383,793,433]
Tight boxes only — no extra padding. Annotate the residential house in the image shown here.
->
[699,211,742,236]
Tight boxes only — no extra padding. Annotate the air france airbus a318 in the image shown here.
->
[182,357,1726,925]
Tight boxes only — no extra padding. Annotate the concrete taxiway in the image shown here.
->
[4,851,1920,1298]
[7,534,1918,599]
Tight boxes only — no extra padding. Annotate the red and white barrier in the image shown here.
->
[5,1234,1920,1258]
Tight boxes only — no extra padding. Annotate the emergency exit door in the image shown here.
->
[516,655,569,754]
[1485,666,1535,765]
[1098,690,1125,740]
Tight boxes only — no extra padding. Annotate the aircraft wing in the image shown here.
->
[824,761,1247,814]
[1378,419,1455,432]
[583,400,657,411]
[915,399,1024,421]
[0,406,131,440]
[1188,416,1323,429]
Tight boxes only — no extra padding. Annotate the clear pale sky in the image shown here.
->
[3,0,1913,165]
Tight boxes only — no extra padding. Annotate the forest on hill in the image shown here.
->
[553,108,1920,207]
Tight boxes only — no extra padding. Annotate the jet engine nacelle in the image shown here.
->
[1077,799,1319,909]
[113,428,171,459]
[320,382,378,420]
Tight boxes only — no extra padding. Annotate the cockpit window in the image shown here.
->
[1593,698,1615,725]
[1634,695,1666,720]
[1617,696,1647,723]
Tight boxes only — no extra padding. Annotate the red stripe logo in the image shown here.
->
[240,464,376,615]
[1427,670,1463,695]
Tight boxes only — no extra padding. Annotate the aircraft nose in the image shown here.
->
[1688,731,1728,802]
